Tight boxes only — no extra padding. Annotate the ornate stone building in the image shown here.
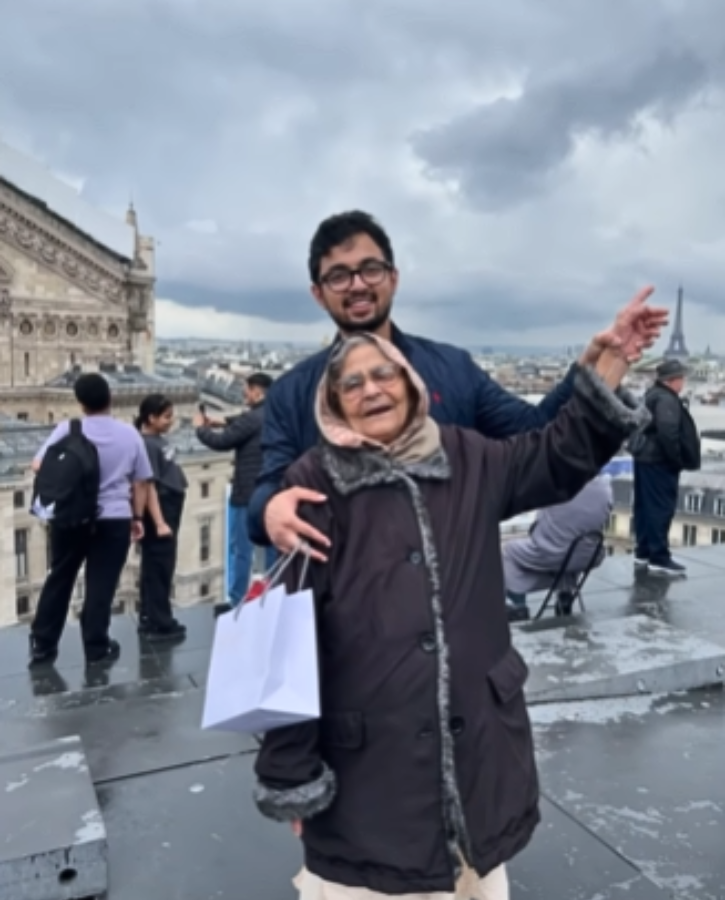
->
[0,142,155,393]
[0,144,240,627]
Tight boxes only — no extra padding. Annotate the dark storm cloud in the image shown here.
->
[1,0,725,341]
[159,280,318,324]
[414,49,710,209]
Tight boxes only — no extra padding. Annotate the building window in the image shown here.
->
[684,493,703,514]
[712,529,725,545]
[15,529,29,580]
[606,513,616,534]
[48,411,54,423]
[23,352,30,377]
[682,524,698,547]
[628,516,635,537]
[16,595,30,617]
[201,481,210,499]
[16,412,28,421]
[200,582,210,597]
[200,521,211,564]
[13,490,24,509]
[715,497,725,518]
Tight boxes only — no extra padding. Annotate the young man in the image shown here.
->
[29,373,152,666]
[247,210,664,555]
[194,372,276,614]
[631,359,701,575]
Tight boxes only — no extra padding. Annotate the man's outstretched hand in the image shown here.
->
[580,286,669,367]
[264,487,331,561]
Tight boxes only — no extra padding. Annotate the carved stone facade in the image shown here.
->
[0,179,155,388]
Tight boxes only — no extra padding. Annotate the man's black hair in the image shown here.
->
[74,373,112,413]
[308,210,395,284]
[247,372,273,391]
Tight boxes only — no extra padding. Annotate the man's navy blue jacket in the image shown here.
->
[248,324,577,544]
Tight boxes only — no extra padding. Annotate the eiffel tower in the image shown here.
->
[663,286,690,360]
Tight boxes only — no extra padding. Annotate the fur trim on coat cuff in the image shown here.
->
[574,366,651,433]
[254,764,337,822]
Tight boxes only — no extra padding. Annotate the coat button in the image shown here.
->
[419,633,437,653]
[450,716,466,736]
[408,550,423,565]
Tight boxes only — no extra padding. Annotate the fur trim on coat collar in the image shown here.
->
[319,442,451,496]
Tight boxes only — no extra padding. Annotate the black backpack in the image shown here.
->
[32,419,101,527]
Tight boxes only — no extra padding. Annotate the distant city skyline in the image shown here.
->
[155,291,718,357]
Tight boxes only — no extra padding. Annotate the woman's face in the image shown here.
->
[335,344,411,444]
[150,407,174,434]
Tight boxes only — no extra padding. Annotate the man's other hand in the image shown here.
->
[264,487,330,561]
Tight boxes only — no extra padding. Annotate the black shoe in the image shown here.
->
[555,592,575,617]
[506,603,530,623]
[28,636,58,668]
[85,639,121,666]
[648,558,687,576]
[213,602,233,619]
[138,620,187,643]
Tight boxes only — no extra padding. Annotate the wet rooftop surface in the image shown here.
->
[1,547,724,899]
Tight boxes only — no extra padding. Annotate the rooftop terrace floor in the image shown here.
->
[1,547,724,899]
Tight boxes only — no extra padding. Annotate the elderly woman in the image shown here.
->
[253,298,662,899]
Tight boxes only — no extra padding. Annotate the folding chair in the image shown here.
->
[533,530,605,621]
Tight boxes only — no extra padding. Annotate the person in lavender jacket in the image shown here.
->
[29,374,152,667]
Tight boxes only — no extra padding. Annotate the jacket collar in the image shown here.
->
[319,441,450,496]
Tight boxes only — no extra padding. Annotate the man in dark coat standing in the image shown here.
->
[247,210,625,556]
[195,372,275,613]
[631,359,701,575]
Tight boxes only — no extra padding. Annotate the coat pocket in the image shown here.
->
[485,646,539,814]
[320,711,365,750]
[487,646,529,705]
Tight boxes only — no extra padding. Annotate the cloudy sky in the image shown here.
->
[1,0,725,351]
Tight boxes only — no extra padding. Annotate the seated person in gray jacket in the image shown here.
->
[504,473,613,621]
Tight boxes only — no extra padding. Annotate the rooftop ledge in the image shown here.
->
[1,547,725,898]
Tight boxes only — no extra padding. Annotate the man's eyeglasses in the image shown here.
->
[320,259,392,293]
[337,363,403,398]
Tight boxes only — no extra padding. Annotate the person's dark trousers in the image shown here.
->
[633,461,680,564]
[139,492,185,631]
[32,519,131,659]
[228,505,278,607]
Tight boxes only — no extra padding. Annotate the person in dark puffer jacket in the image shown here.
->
[631,359,701,576]
[194,372,276,612]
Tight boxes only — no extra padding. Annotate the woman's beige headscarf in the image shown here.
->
[315,333,441,465]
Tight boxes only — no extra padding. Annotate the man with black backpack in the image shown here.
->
[29,373,153,666]
[630,359,701,576]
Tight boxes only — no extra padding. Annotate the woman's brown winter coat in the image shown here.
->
[254,366,648,895]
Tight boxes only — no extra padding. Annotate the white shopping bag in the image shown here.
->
[201,550,320,734]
